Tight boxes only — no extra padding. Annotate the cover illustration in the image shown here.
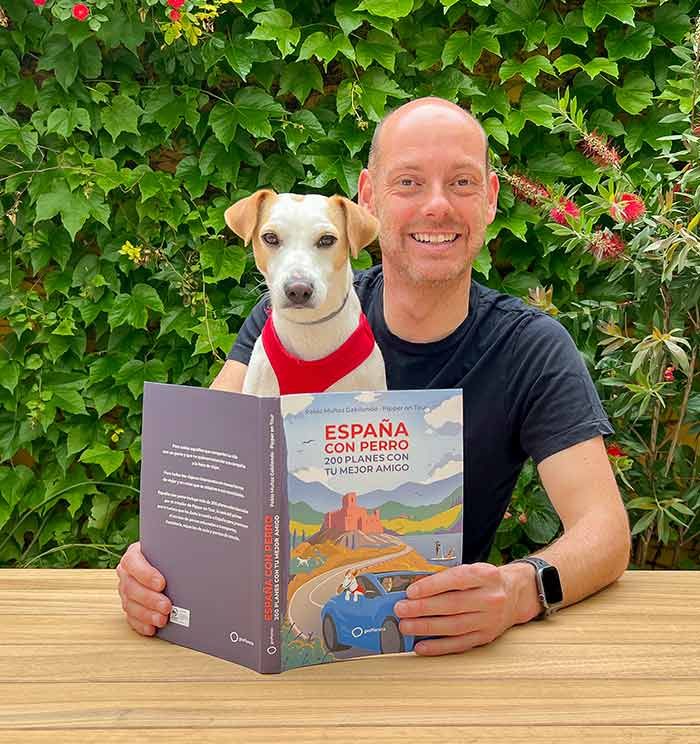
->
[139,383,463,673]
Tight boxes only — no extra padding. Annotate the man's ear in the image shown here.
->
[224,189,277,245]
[330,195,380,258]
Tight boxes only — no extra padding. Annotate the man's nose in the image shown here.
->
[423,185,452,218]
[284,280,314,305]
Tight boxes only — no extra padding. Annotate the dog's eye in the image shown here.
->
[318,234,337,248]
[261,232,279,246]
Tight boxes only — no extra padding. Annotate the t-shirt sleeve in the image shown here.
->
[505,312,614,465]
[227,293,270,365]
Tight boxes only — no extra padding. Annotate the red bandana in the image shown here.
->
[261,312,376,395]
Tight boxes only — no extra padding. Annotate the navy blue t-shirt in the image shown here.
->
[228,265,614,563]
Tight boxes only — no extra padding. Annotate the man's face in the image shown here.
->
[359,107,499,285]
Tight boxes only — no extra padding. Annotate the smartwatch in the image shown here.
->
[511,556,563,620]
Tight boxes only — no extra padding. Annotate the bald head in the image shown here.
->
[367,97,489,174]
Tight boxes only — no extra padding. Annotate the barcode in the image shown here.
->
[169,605,191,627]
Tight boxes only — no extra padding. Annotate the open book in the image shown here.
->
[139,383,463,673]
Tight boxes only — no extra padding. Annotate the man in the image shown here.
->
[117,97,631,656]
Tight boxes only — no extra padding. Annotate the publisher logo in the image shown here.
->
[351,626,384,638]
[229,630,255,647]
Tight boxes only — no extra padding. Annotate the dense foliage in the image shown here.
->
[0,0,698,569]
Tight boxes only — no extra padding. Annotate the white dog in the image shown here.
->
[224,190,387,396]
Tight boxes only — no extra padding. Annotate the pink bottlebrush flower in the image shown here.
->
[550,197,581,225]
[588,229,625,260]
[72,3,90,20]
[606,444,625,457]
[167,0,184,7]
[610,193,646,222]
[507,174,550,206]
[663,366,676,382]
[169,8,181,20]
[34,0,46,6]
[578,130,621,169]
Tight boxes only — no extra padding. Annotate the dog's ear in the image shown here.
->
[224,189,277,245]
[330,195,380,258]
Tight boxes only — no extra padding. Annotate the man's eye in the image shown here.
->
[400,178,415,186]
[456,178,473,186]
[318,234,337,248]
[261,232,279,246]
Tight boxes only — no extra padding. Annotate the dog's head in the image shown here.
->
[224,190,379,315]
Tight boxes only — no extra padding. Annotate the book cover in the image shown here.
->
[139,383,463,673]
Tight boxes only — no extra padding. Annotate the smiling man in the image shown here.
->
[117,97,631,656]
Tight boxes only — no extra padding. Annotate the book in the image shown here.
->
[139,382,463,673]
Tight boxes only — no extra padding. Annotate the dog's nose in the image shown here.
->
[284,280,314,305]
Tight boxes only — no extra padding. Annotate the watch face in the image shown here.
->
[541,566,563,604]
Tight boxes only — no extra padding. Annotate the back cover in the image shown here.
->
[140,382,280,672]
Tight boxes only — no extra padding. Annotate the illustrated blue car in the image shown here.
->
[321,570,435,654]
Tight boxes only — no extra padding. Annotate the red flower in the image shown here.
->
[610,193,646,222]
[169,8,181,20]
[606,444,625,458]
[663,366,676,382]
[550,198,581,225]
[167,0,184,7]
[72,3,90,20]
[507,174,550,206]
[578,131,621,169]
[588,229,625,260]
[34,0,46,5]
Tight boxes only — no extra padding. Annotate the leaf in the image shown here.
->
[335,0,364,36]
[34,181,93,241]
[356,30,400,72]
[356,68,410,122]
[248,9,300,57]
[605,23,654,62]
[114,359,168,398]
[615,71,654,115]
[553,54,582,74]
[356,0,413,19]
[499,56,555,86]
[46,107,91,138]
[199,239,247,282]
[209,101,238,147]
[583,58,619,79]
[175,156,208,199]
[257,153,305,193]
[80,444,124,477]
[101,95,141,141]
[298,31,356,69]
[583,0,638,31]
[279,61,324,104]
[191,319,237,356]
[442,28,500,72]
[631,509,656,536]
[108,284,164,330]
[655,5,691,44]
[482,117,508,147]
[233,87,286,140]
[283,109,326,153]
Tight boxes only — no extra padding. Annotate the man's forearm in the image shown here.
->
[501,513,632,626]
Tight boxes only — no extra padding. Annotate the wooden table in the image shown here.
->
[1,569,699,742]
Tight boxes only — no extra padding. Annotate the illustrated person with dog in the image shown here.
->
[117,97,631,656]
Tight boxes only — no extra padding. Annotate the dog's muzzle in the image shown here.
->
[284,280,315,307]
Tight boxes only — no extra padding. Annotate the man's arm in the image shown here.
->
[210,359,248,393]
[501,434,632,625]
[393,434,632,656]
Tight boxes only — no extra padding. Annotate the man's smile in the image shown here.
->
[409,232,460,245]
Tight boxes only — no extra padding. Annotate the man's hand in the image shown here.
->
[116,541,172,636]
[394,562,525,656]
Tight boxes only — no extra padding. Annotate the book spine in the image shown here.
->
[259,398,284,673]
